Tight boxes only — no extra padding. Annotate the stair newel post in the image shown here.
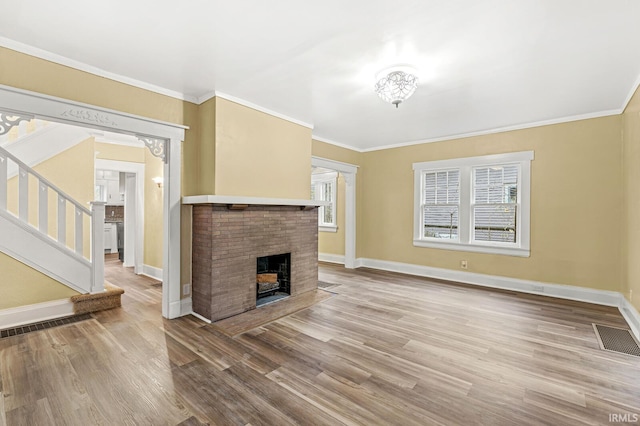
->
[90,201,106,294]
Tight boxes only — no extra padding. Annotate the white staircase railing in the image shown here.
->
[0,144,104,294]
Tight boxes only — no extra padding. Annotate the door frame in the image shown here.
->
[0,84,186,319]
[95,159,145,274]
[311,156,358,268]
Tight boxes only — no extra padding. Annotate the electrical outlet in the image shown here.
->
[183,283,191,296]
[460,260,468,269]
[532,285,544,292]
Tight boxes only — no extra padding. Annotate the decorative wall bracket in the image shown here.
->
[138,136,167,162]
[343,172,356,187]
[0,112,33,136]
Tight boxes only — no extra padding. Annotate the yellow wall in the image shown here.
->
[359,116,623,292]
[197,97,216,195]
[96,142,146,163]
[182,104,200,197]
[144,148,164,268]
[180,204,193,290]
[214,97,312,199]
[0,252,79,309]
[312,140,363,166]
[623,86,640,310]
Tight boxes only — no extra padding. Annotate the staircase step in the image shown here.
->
[71,282,124,315]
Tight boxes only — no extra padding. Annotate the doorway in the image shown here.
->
[95,160,146,275]
[311,156,358,268]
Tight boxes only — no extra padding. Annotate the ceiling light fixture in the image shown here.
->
[374,66,419,108]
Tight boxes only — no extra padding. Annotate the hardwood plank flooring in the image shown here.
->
[1,257,639,425]
[212,289,334,337]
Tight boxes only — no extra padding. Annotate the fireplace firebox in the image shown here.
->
[256,253,291,306]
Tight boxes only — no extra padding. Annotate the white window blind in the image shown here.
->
[319,181,334,225]
[472,165,519,243]
[423,170,460,240]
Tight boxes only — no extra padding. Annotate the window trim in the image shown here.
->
[311,171,338,232]
[413,151,533,257]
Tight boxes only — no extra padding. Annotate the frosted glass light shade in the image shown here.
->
[374,68,419,108]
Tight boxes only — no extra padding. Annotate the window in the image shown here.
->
[311,171,337,232]
[413,151,533,257]
[423,170,460,239]
[472,165,518,243]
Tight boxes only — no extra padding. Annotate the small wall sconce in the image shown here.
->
[152,177,163,188]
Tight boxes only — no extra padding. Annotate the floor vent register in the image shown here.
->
[0,313,93,339]
[593,324,640,357]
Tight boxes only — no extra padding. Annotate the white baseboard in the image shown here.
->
[141,264,163,281]
[0,299,75,329]
[190,311,212,324]
[354,257,640,338]
[167,300,182,319]
[619,297,640,341]
[356,258,621,306]
[318,253,345,265]
[180,297,193,317]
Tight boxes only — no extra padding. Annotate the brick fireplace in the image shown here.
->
[188,198,320,322]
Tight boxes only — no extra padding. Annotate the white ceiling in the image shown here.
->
[2,0,640,151]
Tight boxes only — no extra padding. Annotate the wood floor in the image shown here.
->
[1,259,639,425]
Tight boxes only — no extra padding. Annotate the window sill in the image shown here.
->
[319,226,338,233]
[413,239,530,257]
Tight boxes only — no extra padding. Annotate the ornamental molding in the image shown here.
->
[0,112,32,135]
[138,136,166,162]
[61,109,118,127]
[343,172,356,186]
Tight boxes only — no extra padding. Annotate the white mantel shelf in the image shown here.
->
[182,195,327,207]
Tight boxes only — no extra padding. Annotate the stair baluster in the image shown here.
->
[0,153,6,210]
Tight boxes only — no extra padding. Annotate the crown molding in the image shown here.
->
[195,91,217,105]
[621,74,640,114]
[314,107,622,154]
[311,135,364,153]
[211,91,314,130]
[361,109,623,153]
[0,36,198,103]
